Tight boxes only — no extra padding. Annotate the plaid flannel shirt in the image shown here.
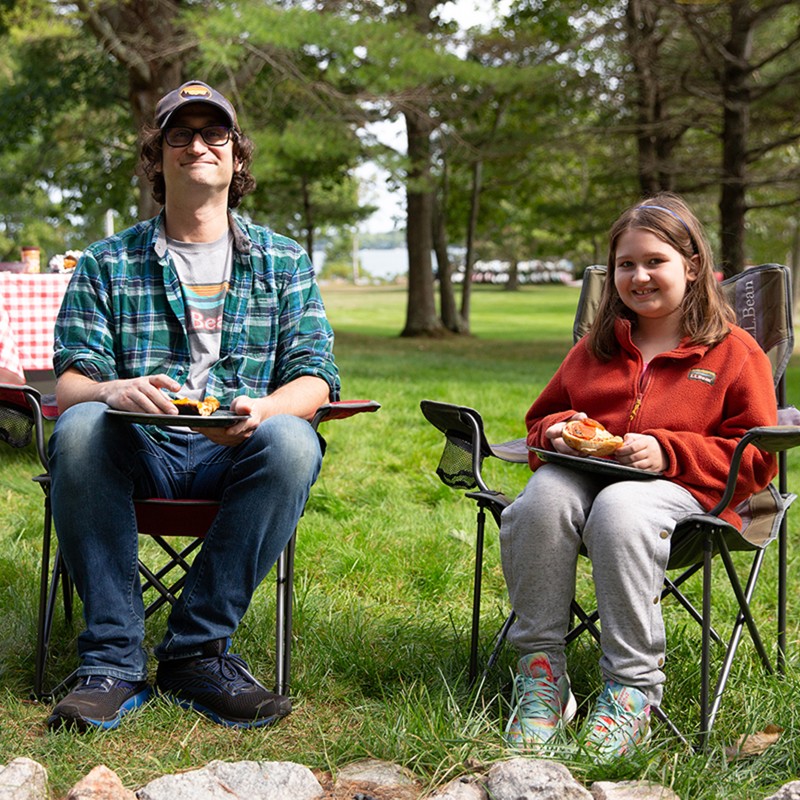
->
[54,211,340,407]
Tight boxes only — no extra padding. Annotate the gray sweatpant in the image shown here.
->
[499,463,704,704]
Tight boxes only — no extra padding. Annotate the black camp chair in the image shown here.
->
[421,263,799,748]
[0,385,379,700]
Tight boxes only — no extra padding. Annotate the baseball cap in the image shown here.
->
[155,80,238,129]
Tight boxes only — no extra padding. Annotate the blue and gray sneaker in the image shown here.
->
[47,675,151,732]
[155,638,291,728]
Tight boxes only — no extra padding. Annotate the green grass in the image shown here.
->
[2,283,800,798]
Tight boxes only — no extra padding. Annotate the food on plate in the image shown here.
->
[171,396,221,417]
[562,417,624,457]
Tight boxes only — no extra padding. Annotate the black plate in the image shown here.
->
[106,409,249,428]
[528,446,662,480]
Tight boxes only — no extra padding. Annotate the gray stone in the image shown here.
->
[486,758,593,800]
[764,782,800,800]
[591,780,681,800]
[0,758,48,800]
[427,774,488,799]
[136,760,324,800]
[335,758,420,787]
[67,765,137,800]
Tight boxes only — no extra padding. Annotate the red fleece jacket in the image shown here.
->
[525,319,778,529]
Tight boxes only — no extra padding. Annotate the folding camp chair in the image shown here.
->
[421,263,800,748]
[0,384,379,701]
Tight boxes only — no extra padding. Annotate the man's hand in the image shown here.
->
[102,375,182,414]
[195,394,260,446]
[56,368,181,414]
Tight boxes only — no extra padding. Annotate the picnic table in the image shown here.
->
[0,272,71,373]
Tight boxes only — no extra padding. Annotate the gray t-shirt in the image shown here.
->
[167,231,233,401]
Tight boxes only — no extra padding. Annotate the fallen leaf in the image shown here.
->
[725,724,783,761]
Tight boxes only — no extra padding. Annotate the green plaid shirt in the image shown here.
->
[54,211,340,407]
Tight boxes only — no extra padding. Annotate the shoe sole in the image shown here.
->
[47,686,152,732]
[159,693,286,729]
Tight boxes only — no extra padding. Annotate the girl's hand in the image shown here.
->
[614,433,667,473]
[545,412,588,455]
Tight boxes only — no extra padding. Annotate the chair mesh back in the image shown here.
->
[0,401,33,448]
[721,264,793,387]
[573,265,607,343]
[436,433,479,490]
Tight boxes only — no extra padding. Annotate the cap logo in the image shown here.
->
[180,84,212,100]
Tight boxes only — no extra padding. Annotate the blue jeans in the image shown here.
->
[48,401,323,682]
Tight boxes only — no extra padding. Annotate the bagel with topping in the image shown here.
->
[562,418,623,457]
[171,396,221,417]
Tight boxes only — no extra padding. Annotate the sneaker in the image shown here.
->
[504,652,577,749]
[580,680,651,760]
[155,638,291,729]
[46,675,151,732]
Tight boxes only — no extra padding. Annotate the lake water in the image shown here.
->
[314,248,409,280]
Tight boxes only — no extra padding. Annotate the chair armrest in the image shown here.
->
[311,400,381,429]
[706,424,800,518]
[489,438,529,463]
[0,383,49,469]
[744,425,800,454]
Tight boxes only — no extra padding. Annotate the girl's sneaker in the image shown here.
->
[580,680,651,760]
[504,652,577,749]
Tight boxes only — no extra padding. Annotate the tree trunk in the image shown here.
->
[505,259,519,291]
[77,0,186,221]
[624,0,687,195]
[718,0,753,275]
[401,107,443,337]
[432,190,461,332]
[301,177,315,258]
[460,158,483,331]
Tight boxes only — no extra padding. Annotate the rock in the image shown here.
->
[428,774,488,799]
[333,758,422,800]
[136,760,324,800]
[764,782,800,800]
[486,758,593,800]
[67,766,137,800]
[591,780,682,800]
[0,758,48,800]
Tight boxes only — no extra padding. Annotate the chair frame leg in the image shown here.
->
[468,506,486,685]
[275,531,296,697]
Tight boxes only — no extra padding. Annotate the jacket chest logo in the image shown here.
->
[688,368,716,386]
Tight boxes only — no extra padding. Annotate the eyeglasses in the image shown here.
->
[163,125,232,148]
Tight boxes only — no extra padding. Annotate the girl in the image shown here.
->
[499,192,777,758]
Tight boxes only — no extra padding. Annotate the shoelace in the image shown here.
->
[72,675,142,694]
[201,652,258,692]
[588,692,636,739]
[515,673,560,718]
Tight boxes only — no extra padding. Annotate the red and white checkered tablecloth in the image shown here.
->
[0,273,71,371]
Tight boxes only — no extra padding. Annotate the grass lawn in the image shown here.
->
[1,282,799,798]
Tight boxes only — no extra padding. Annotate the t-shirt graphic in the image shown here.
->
[183,281,229,335]
[168,231,233,400]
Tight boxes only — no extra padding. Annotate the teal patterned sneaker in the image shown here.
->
[581,680,651,760]
[504,652,577,749]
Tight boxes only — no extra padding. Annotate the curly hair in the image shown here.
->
[586,192,735,361]
[138,123,256,209]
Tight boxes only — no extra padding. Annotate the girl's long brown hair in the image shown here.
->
[587,192,735,361]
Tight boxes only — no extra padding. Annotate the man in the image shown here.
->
[47,80,339,731]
